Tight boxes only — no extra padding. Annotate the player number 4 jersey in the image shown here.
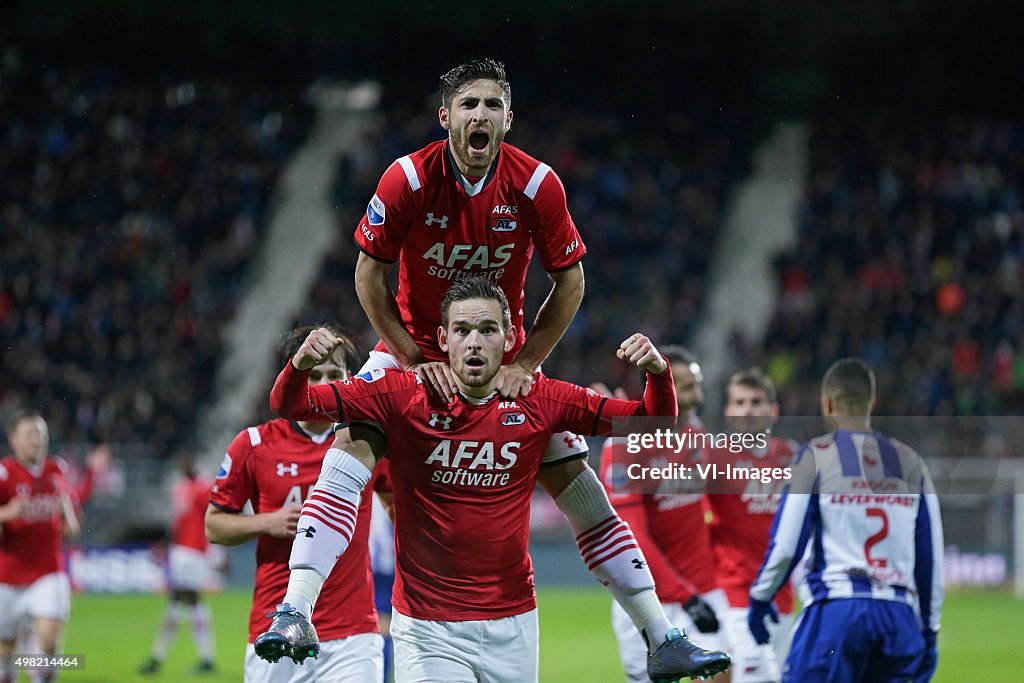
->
[209,419,389,643]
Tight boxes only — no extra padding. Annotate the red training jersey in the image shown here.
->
[599,416,717,604]
[209,419,390,643]
[354,140,586,362]
[0,456,73,585]
[172,474,213,553]
[270,362,676,621]
[704,437,796,612]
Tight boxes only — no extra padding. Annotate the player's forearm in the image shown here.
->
[749,488,812,602]
[205,509,265,546]
[270,363,341,422]
[915,489,945,633]
[514,263,584,371]
[639,364,677,419]
[588,369,676,437]
[355,257,424,368]
[60,494,81,539]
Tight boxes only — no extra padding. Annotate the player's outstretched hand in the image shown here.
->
[409,362,458,402]
[495,363,535,398]
[292,328,343,371]
[616,333,668,375]
[262,506,302,539]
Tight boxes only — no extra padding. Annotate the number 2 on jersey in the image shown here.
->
[864,507,889,568]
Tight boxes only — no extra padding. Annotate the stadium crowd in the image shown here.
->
[0,59,313,454]
[761,113,1024,416]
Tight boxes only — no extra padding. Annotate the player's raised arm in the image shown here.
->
[355,254,460,400]
[355,253,425,369]
[498,262,584,398]
[594,334,678,434]
[539,333,678,437]
[269,328,349,422]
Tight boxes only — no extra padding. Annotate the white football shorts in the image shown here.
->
[391,607,538,683]
[244,632,384,682]
[168,544,214,592]
[0,572,72,640]
[722,605,795,683]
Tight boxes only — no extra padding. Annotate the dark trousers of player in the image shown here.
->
[782,598,924,683]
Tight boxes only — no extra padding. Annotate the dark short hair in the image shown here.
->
[728,367,778,405]
[6,409,43,436]
[279,324,362,375]
[440,276,512,330]
[440,58,511,110]
[660,345,698,368]
[661,345,702,382]
[822,358,876,413]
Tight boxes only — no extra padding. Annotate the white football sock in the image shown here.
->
[151,601,181,661]
[284,448,371,617]
[555,467,674,649]
[191,602,215,662]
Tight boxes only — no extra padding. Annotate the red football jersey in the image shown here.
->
[0,456,72,585]
[172,475,213,553]
[354,140,586,363]
[599,417,717,604]
[271,362,676,621]
[209,419,389,643]
[704,438,796,612]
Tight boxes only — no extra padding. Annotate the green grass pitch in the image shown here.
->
[39,587,1020,681]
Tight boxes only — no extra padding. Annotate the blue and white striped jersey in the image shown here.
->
[750,429,944,633]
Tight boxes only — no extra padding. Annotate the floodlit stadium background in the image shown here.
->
[2,2,1023,680]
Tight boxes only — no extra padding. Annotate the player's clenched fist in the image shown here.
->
[616,333,668,375]
[292,328,343,371]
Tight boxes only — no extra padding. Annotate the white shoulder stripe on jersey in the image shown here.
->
[396,156,422,192]
[524,163,551,200]
[247,426,262,447]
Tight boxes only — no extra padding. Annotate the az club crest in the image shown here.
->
[500,411,526,426]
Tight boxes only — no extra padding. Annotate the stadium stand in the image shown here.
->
[760,113,1024,416]
[0,60,313,455]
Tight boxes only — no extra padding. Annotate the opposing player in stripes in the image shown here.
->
[749,358,944,682]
